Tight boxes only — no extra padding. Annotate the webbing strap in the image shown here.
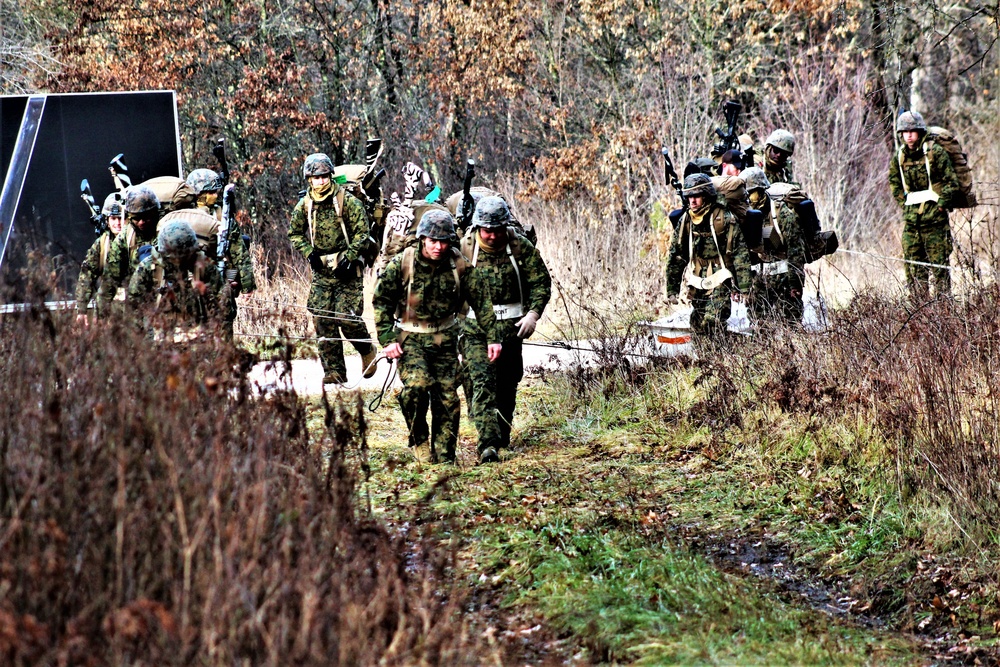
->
[470,231,524,309]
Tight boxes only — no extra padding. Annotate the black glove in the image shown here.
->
[308,250,324,272]
[333,257,356,280]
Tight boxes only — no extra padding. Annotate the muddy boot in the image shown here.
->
[412,442,432,463]
[323,371,347,385]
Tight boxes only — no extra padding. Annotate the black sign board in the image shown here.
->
[0,91,182,303]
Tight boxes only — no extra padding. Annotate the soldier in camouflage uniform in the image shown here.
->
[75,193,124,322]
[127,219,224,332]
[888,110,959,299]
[288,153,377,384]
[373,210,501,464]
[665,174,753,334]
[458,196,551,464]
[741,167,807,324]
[99,185,161,311]
[187,168,256,337]
[760,129,795,185]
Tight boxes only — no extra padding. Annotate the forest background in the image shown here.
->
[3,0,999,305]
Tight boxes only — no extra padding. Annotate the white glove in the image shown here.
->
[515,311,540,339]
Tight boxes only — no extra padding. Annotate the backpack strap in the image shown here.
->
[897,146,910,195]
[99,233,111,271]
[306,190,351,250]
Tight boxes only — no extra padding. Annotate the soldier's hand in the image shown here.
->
[515,311,539,339]
[384,342,403,359]
[487,343,502,363]
[307,250,324,272]
[333,257,355,280]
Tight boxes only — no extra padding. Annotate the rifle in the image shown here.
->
[713,100,744,164]
[217,183,236,281]
[460,159,476,230]
[80,179,105,235]
[108,153,131,194]
[212,138,230,186]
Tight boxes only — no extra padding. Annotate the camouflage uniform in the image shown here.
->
[127,221,224,331]
[99,185,161,311]
[888,112,959,299]
[665,175,753,334]
[187,169,256,336]
[743,169,807,324]
[372,213,499,463]
[75,230,116,315]
[288,155,375,382]
[760,129,796,185]
[458,203,550,456]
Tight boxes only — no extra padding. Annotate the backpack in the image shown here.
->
[158,208,221,257]
[138,176,197,215]
[378,199,449,271]
[924,127,976,208]
[333,164,385,266]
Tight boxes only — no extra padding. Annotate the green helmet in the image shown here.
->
[302,153,334,179]
[102,193,122,217]
[740,167,771,192]
[682,173,716,198]
[185,168,223,194]
[157,220,199,260]
[471,195,511,229]
[416,209,459,243]
[765,129,795,155]
[124,185,161,215]
[896,110,926,133]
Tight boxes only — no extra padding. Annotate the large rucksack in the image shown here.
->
[445,187,537,245]
[924,126,976,208]
[138,176,197,216]
[332,164,385,266]
[376,199,450,274]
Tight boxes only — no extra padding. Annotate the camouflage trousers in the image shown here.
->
[750,265,804,325]
[308,274,373,379]
[397,331,460,462]
[902,222,952,300]
[688,285,732,335]
[460,334,523,453]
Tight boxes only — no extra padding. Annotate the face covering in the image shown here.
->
[309,180,334,202]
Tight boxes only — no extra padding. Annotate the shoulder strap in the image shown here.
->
[923,142,933,184]
[897,147,910,194]
[402,246,415,324]
[335,189,349,242]
[305,197,315,246]
[99,233,111,270]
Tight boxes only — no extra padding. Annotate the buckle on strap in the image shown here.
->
[396,314,458,334]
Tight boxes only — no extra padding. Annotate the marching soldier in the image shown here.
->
[127,219,224,332]
[288,153,377,384]
[373,210,501,465]
[458,196,551,464]
[888,111,959,299]
[75,193,124,322]
[99,184,161,311]
[741,167,807,324]
[761,129,796,185]
[665,174,753,335]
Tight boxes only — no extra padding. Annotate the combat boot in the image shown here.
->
[323,371,347,385]
[361,348,378,379]
[479,446,499,464]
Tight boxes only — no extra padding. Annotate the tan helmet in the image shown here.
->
[896,110,926,133]
[765,129,796,155]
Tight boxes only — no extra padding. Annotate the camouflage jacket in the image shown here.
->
[761,156,794,186]
[75,230,116,312]
[288,185,369,275]
[665,205,753,296]
[198,204,256,292]
[126,250,223,324]
[458,229,552,341]
[373,246,500,347]
[99,223,158,309]
[888,140,958,227]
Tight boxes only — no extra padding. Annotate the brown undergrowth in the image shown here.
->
[0,273,489,664]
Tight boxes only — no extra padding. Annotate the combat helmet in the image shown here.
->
[124,185,161,216]
[682,173,716,198]
[302,153,334,179]
[102,192,123,217]
[471,196,511,229]
[157,220,200,260]
[186,168,223,194]
[765,129,796,155]
[740,167,771,192]
[896,110,926,133]
[416,209,459,243]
